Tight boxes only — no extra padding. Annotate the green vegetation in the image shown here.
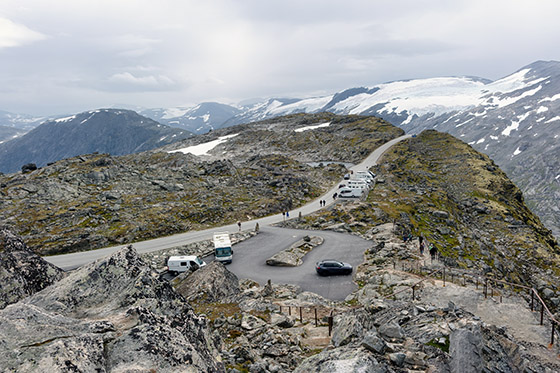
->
[426,336,450,352]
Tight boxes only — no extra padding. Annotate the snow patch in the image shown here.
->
[54,115,76,123]
[294,122,331,132]
[502,120,520,136]
[540,93,560,102]
[490,135,499,140]
[267,96,333,116]
[163,107,191,119]
[169,134,238,156]
[456,117,474,128]
[546,116,560,123]
[476,138,485,144]
[513,147,522,156]
[537,106,549,114]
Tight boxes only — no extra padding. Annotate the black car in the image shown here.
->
[316,260,353,276]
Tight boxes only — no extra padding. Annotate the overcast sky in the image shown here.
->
[1,0,560,116]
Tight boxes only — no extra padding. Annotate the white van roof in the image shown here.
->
[168,255,200,261]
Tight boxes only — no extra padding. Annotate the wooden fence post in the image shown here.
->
[315,308,318,327]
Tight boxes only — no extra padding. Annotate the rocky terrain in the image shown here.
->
[0,235,223,372]
[3,218,559,372]
[2,125,560,371]
[0,113,401,255]
[283,130,560,314]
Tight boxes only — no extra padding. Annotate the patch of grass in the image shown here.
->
[426,336,450,353]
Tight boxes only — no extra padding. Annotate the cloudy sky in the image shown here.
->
[1,0,560,116]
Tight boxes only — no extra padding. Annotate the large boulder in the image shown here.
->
[0,229,64,310]
[173,260,240,303]
[293,346,387,373]
[0,245,224,372]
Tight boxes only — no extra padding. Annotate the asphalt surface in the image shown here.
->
[208,226,371,301]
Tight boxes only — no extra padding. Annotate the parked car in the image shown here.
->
[316,259,353,276]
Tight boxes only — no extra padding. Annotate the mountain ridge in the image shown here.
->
[0,108,192,173]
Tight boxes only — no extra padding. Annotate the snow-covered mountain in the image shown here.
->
[140,102,242,134]
[0,109,192,173]
[0,110,44,143]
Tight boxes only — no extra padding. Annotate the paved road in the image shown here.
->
[208,226,371,301]
[44,134,411,270]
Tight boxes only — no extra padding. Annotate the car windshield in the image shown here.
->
[195,257,204,265]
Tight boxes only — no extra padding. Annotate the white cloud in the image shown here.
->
[0,17,46,48]
[1,0,560,115]
[107,72,177,90]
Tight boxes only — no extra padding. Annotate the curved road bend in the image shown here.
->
[44,134,411,270]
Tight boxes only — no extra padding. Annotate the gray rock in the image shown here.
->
[361,329,386,354]
[270,313,295,328]
[173,260,240,303]
[388,352,406,367]
[433,210,450,219]
[293,346,387,373]
[331,309,375,347]
[449,325,483,373]
[0,229,64,310]
[378,321,405,340]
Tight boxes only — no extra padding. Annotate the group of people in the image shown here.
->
[418,235,438,261]
[319,200,327,207]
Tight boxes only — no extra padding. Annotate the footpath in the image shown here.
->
[395,238,560,366]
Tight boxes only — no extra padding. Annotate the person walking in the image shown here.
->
[429,244,437,261]
[237,220,241,231]
[419,241,425,256]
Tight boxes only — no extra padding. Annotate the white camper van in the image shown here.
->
[346,179,369,190]
[338,187,363,198]
[213,232,233,264]
[355,170,375,184]
[167,255,206,275]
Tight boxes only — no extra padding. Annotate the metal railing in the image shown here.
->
[388,258,560,347]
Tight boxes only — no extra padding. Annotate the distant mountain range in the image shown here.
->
[1,60,559,237]
[0,109,192,173]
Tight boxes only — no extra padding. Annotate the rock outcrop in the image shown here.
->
[266,235,323,267]
[173,261,241,303]
[0,245,224,372]
[0,228,63,310]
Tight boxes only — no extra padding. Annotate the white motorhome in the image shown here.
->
[338,187,363,198]
[167,255,206,275]
[355,170,375,184]
[346,179,369,190]
[213,232,233,264]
